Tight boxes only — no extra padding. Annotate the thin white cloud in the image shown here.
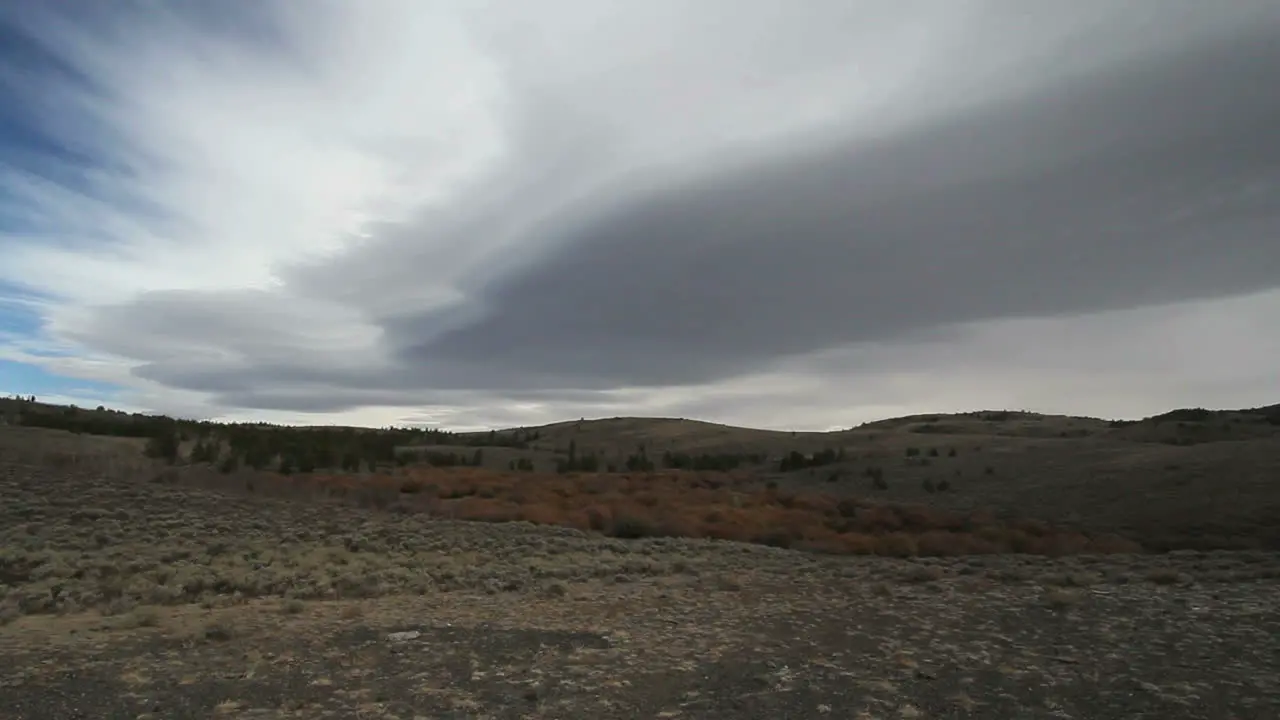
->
[2,1,507,306]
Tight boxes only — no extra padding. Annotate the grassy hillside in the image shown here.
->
[4,397,1279,552]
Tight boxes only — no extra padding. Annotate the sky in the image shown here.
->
[2,0,1279,432]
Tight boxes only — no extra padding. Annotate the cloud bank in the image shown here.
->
[2,0,1279,430]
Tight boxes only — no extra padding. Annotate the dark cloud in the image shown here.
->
[400,19,1280,389]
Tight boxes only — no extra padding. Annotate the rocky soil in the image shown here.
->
[2,457,1278,719]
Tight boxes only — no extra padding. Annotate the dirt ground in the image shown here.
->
[3,421,1280,719]
[5,566,1279,720]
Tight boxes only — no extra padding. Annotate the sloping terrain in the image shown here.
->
[469,416,807,456]
[772,430,1280,550]
[5,399,1280,551]
[466,407,1280,550]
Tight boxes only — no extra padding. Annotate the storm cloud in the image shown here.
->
[2,1,1279,428]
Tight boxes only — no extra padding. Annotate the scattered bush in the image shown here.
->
[901,564,945,583]
[398,479,426,494]
[125,606,161,628]
[167,464,1153,559]
[1144,568,1186,585]
[608,515,658,539]
[202,619,235,642]
[1043,588,1084,611]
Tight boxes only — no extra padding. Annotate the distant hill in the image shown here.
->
[4,395,1280,550]
[467,403,1280,456]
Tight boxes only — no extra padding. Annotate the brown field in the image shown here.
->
[195,466,1143,557]
[2,407,1280,718]
[458,410,1280,552]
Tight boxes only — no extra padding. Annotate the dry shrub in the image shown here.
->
[974,523,1008,545]
[901,564,945,583]
[1004,529,1035,554]
[784,493,837,515]
[828,532,880,555]
[398,478,426,494]
[949,534,1002,555]
[550,509,593,533]
[353,485,399,510]
[634,491,663,508]
[606,513,659,539]
[750,528,797,549]
[452,497,518,523]
[202,618,235,642]
[804,527,892,555]
[517,503,566,527]
[271,466,1151,558]
[582,505,612,532]
[1011,518,1052,537]
[899,506,959,531]
[916,530,967,557]
[125,606,161,628]
[702,506,761,543]
[1036,532,1092,557]
[834,498,863,519]
[1085,533,1144,554]
[1144,568,1185,585]
[1043,588,1085,610]
[702,523,746,542]
[877,532,919,557]
[696,474,724,490]
[858,504,906,533]
[708,487,741,507]
[649,512,705,540]
[965,508,999,529]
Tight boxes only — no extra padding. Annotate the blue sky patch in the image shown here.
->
[0,288,45,338]
[0,282,117,399]
[0,358,120,401]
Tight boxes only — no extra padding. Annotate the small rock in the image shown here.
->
[387,630,421,642]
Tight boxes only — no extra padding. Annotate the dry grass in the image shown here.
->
[0,455,784,620]
[169,464,1147,557]
[5,439,1275,626]
[492,411,1280,553]
[3,425,1280,718]
[10,402,1280,555]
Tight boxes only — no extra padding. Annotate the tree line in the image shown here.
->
[7,397,869,478]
